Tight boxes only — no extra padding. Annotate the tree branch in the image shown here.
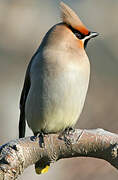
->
[0,128,118,179]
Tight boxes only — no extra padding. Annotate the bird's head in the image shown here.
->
[60,2,99,49]
[40,2,98,52]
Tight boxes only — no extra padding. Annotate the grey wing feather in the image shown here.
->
[19,49,39,138]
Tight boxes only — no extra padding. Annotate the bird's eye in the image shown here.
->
[74,32,83,39]
[68,25,85,40]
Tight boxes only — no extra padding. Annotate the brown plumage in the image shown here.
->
[19,1,98,175]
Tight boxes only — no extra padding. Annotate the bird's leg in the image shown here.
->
[58,127,76,145]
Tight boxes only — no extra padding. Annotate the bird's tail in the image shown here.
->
[19,109,26,138]
[35,161,50,175]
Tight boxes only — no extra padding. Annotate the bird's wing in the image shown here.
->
[19,49,39,138]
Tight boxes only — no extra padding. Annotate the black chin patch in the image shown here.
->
[84,39,89,48]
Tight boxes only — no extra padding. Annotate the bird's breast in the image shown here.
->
[25,50,90,133]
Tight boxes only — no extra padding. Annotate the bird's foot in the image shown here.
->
[65,127,75,135]
[30,132,46,148]
[58,127,76,146]
[38,132,46,148]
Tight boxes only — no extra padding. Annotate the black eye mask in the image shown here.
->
[68,25,86,39]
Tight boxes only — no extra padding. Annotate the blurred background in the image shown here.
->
[0,0,118,179]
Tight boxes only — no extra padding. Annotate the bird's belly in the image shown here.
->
[25,68,89,134]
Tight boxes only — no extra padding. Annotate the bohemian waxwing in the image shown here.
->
[19,1,98,175]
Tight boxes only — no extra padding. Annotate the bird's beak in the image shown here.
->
[89,32,99,39]
[83,32,99,48]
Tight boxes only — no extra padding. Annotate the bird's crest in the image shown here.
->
[60,2,89,35]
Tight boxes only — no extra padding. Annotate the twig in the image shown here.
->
[0,128,118,179]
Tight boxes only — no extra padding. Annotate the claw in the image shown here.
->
[33,132,45,148]
[58,127,76,146]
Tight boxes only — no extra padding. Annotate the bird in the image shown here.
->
[19,1,98,175]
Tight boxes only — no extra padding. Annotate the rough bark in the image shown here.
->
[0,128,118,179]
